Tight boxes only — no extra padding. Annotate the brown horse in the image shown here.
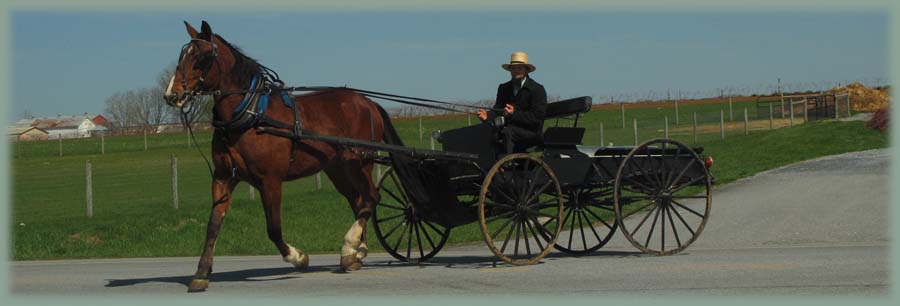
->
[164,21,393,292]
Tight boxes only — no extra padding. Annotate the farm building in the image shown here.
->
[15,114,110,139]
[7,126,49,142]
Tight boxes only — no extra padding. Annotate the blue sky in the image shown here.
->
[9,9,887,120]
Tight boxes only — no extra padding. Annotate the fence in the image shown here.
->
[12,95,858,218]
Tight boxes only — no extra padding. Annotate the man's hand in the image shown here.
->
[477,109,488,121]
[504,104,515,115]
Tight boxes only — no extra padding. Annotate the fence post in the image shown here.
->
[59,136,63,157]
[101,134,105,155]
[664,116,669,139]
[144,130,148,151]
[675,100,680,125]
[467,115,472,126]
[86,160,93,218]
[789,99,794,127]
[621,103,626,128]
[769,103,774,130]
[729,96,733,121]
[430,132,435,150]
[418,117,423,141]
[744,108,749,135]
[804,99,809,122]
[14,136,19,159]
[632,118,638,146]
[171,154,178,209]
[834,96,839,120]
[846,95,851,117]
[720,110,725,140]
[692,112,697,144]
[316,172,322,190]
[599,122,604,146]
[249,184,255,200]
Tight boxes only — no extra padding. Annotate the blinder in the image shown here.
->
[167,38,219,106]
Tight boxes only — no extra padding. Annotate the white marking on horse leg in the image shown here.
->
[356,241,368,260]
[341,219,365,257]
[282,244,309,269]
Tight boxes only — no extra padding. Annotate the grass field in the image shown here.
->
[10,99,885,260]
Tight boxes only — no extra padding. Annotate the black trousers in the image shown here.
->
[499,126,541,154]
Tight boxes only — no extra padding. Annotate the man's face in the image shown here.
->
[509,65,528,80]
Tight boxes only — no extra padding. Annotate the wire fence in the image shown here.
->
[11,94,859,219]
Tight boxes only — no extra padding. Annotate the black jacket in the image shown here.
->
[488,77,548,133]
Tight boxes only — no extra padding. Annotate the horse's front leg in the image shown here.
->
[260,179,310,271]
[188,178,237,293]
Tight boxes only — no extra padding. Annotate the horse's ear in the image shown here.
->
[184,21,199,38]
[199,20,213,40]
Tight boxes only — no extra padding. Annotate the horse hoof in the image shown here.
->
[340,255,363,271]
[187,279,209,292]
[293,253,310,271]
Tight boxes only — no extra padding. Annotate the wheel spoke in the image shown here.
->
[525,180,554,205]
[622,200,656,219]
[499,217,517,254]
[414,222,425,259]
[525,217,546,251]
[522,220,533,256]
[583,206,613,232]
[391,222,408,253]
[671,199,706,218]
[406,220,414,259]
[529,215,554,242]
[485,210,517,224]
[664,145,684,187]
[378,200,406,211]
[563,208,576,249]
[388,172,410,204]
[376,212,406,224]
[660,204,666,251]
[577,211,588,250]
[491,184,518,206]
[513,218,522,257]
[669,203,697,236]
[420,221,438,250]
[643,206,662,247]
[491,215,516,239]
[382,218,406,239]
[629,205,658,236]
[665,206,683,248]
[671,176,707,193]
[668,159,697,190]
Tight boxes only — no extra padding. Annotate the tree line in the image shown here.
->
[103,65,210,133]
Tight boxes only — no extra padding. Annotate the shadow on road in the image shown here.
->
[104,250,644,289]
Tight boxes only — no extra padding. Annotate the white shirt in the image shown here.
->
[513,77,527,96]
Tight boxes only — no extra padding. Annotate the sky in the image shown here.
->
[8,8,887,121]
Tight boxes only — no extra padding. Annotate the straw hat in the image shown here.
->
[501,51,536,72]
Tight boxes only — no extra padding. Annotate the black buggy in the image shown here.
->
[370,97,714,265]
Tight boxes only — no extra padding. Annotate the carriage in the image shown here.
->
[169,21,714,292]
[370,96,714,265]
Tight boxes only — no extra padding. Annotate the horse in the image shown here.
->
[164,21,399,292]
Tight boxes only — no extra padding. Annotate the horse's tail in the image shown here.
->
[373,103,404,147]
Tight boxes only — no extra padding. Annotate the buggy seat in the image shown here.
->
[540,96,592,148]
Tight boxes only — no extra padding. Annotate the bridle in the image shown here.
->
[165,38,221,106]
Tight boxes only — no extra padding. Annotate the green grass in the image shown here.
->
[10,101,886,260]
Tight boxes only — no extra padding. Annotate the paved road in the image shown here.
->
[11,149,890,296]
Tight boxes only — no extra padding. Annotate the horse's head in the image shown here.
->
[164,21,227,108]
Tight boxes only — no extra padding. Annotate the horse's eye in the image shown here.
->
[193,53,212,70]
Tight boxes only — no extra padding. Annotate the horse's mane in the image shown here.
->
[215,34,262,87]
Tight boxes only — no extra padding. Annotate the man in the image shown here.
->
[478,51,548,153]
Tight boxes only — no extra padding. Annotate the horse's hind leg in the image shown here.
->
[259,179,309,271]
[188,178,238,293]
[325,157,378,271]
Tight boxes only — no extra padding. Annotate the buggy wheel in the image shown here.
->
[553,186,618,256]
[479,154,563,265]
[614,139,712,255]
[373,167,451,263]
